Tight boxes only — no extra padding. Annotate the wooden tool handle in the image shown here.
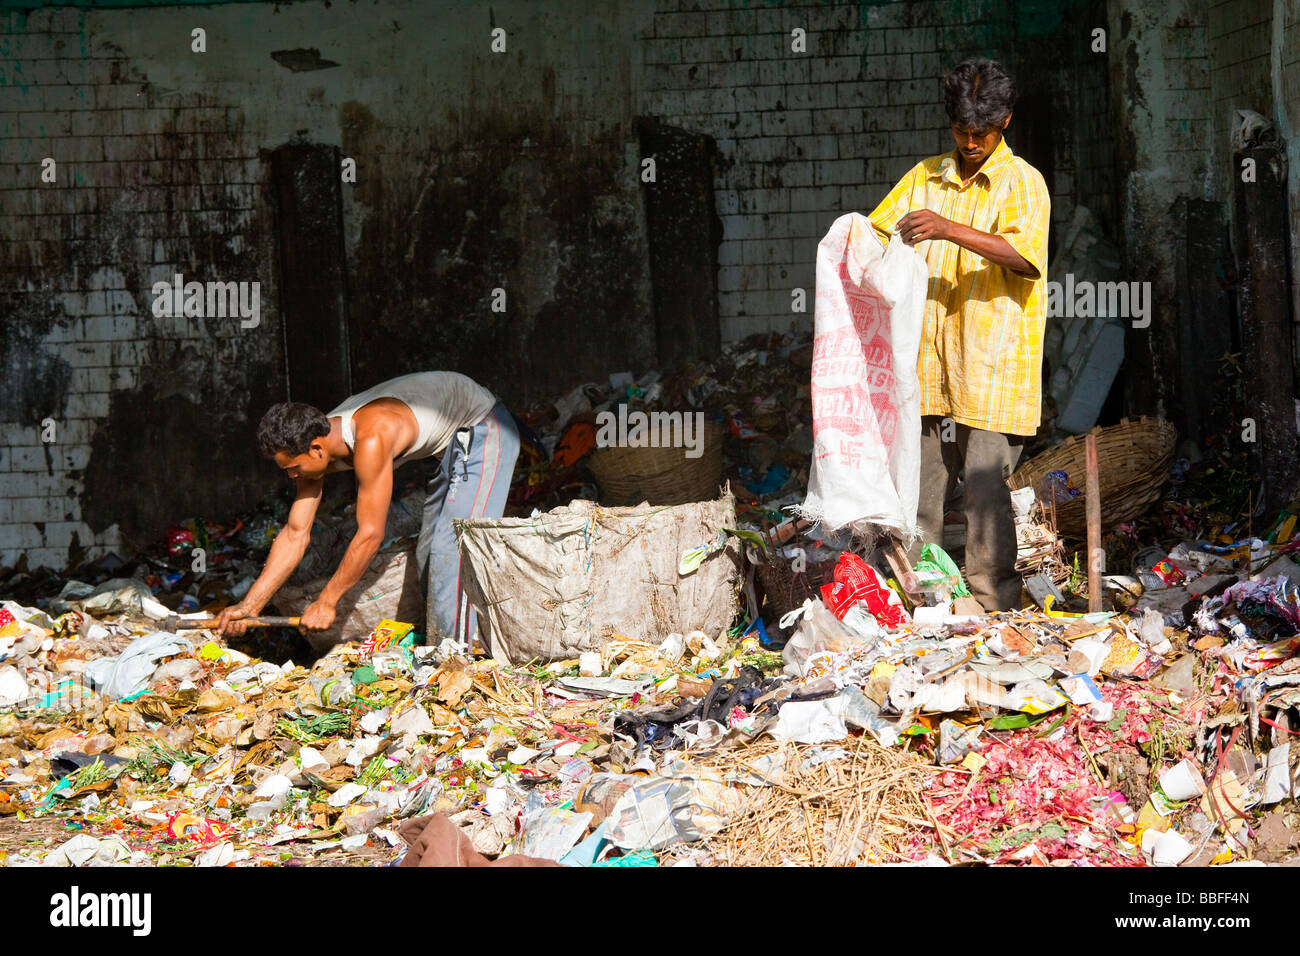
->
[192,616,301,628]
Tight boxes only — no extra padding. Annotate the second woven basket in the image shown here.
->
[588,419,726,506]
[1007,416,1177,538]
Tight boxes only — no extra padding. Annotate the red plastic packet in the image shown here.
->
[820,553,907,628]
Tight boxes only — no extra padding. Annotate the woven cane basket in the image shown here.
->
[755,554,839,623]
[1007,416,1178,538]
[588,420,726,506]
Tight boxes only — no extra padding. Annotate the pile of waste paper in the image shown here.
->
[4,489,1300,867]
[6,339,1300,867]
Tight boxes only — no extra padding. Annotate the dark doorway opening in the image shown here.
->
[269,142,353,411]
[637,117,722,372]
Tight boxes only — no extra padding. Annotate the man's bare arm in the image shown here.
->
[217,478,321,634]
[317,434,392,608]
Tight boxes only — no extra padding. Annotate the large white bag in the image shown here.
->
[796,213,928,541]
[455,496,742,665]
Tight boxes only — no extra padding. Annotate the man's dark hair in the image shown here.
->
[943,58,1017,130]
[257,402,330,459]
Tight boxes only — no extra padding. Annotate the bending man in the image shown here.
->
[217,371,519,650]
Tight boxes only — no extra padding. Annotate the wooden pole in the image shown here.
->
[1085,432,1102,612]
[1235,142,1296,512]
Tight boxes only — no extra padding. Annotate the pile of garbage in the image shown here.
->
[510,330,815,518]
[5,339,1300,866]
[5,489,1300,867]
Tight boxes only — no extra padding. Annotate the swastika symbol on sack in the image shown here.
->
[839,440,863,468]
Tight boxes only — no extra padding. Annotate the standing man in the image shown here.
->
[217,371,519,650]
[866,59,1049,611]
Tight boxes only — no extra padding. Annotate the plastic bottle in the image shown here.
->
[902,568,961,602]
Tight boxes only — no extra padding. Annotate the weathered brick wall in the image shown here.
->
[1104,0,1300,432]
[638,0,1001,342]
[637,0,1114,341]
[1018,0,1116,236]
[1284,2,1300,145]
[0,6,277,571]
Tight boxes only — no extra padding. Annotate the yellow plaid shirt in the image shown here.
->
[867,136,1050,436]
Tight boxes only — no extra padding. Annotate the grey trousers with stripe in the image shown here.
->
[415,400,519,649]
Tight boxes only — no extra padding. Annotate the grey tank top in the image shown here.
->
[328,371,497,468]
